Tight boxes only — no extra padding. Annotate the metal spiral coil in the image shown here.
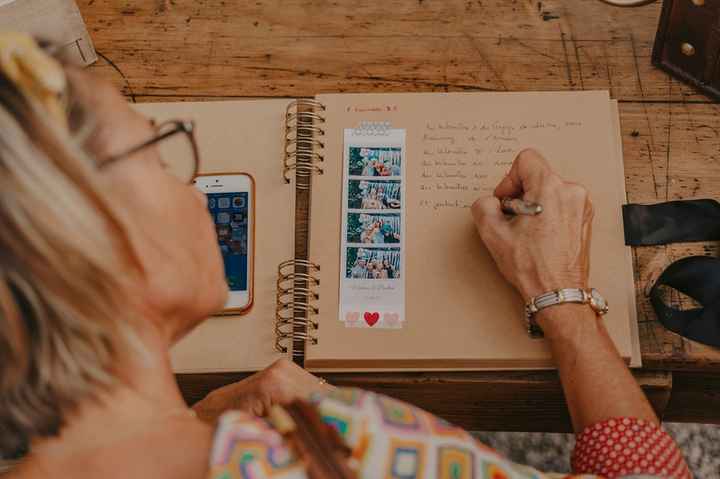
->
[277,273,320,290]
[283,99,325,190]
[279,258,321,271]
[274,259,321,357]
[277,287,319,303]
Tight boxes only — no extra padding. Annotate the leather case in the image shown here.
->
[652,0,720,100]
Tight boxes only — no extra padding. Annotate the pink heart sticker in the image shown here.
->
[364,311,380,326]
[345,312,360,323]
[383,313,400,327]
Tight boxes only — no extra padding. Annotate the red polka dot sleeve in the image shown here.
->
[571,417,691,479]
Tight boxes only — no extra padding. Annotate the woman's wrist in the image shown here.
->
[517,273,588,303]
[534,303,601,343]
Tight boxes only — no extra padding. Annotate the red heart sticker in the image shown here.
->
[364,312,380,326]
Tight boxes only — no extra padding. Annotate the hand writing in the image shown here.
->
[471,148,593,302]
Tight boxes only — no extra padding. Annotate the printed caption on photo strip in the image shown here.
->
[340,127,406,329]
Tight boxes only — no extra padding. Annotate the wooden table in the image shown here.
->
[79,0,720,432]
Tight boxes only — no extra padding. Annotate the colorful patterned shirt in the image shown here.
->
[207,388,690,479]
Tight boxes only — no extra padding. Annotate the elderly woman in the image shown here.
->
[0,34,690,479]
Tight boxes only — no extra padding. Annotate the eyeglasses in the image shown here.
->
[101,120,200,184]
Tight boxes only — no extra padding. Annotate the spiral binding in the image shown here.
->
[283,99,325,190]
[275,259,320,357]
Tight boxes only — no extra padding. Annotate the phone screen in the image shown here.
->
[207,192,249,291]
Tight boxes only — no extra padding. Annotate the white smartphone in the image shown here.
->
[193,173,254,314]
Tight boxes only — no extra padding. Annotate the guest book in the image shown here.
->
[134,90,641,373]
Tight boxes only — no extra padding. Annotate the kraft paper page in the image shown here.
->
[610,100,642,368]
[307,91,635,370]
[134,100,293,373]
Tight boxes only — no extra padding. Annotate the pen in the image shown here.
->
[501,197,543,216]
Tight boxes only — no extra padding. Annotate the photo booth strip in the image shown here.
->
[339,127,406,329]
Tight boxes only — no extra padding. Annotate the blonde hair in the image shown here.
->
[0,55,138,455]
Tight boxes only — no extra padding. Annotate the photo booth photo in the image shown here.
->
[348,146,402,177]
[347,212,401,245]
[348,180,402,210]
[346,247,401,279]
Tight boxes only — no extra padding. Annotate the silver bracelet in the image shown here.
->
[525,288,609,338]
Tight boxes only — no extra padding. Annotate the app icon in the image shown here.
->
[216,225,231,241]
[217,212,230,224]
[218,197,231,209]
[229,240,243,253]
[208,198,216,209]
[232,196,245,208]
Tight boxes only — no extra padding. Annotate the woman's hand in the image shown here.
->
[192,359,332,422]
[471,148,594,302]
[472,149,659,432]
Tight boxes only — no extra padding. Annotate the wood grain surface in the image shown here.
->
[77,0,720,431]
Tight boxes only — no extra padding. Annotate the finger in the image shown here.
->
[304,375,334,395]
[494,171,522,200]
[494,148,553,199]
[471,196,510,239]
[581,198,594,278]
[583,190,595,223]
[581,215,593,284]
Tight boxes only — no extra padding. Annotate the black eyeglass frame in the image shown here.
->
[101,120,200,182]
